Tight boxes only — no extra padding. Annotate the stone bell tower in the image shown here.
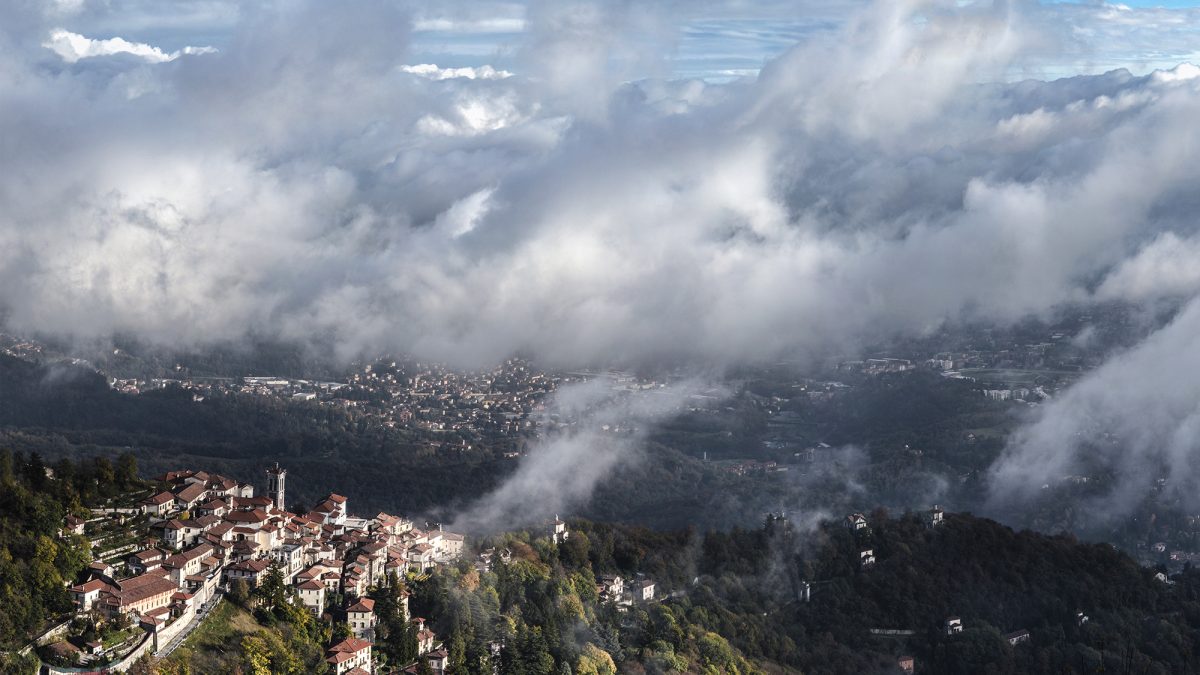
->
[267,462,286,511]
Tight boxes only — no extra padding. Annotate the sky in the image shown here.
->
[6,0,1200,522]
[28,0,1200,81]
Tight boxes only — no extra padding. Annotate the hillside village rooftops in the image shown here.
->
[164,543,214,567]
[225,509,270,523]
[113,573,177,606]
[347,598,375,613]
[71,578,109,593]
[143,491,175,506]
[229,559,272,573]
[173,482,206,503]
[328,637,371,654]
[132,548,165,562]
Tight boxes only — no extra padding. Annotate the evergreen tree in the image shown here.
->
[1,448,16,487]
[115,452,139,488]
[229,578,251,607]
[255,562,288,610]
[92,457,115,493]
[449,628,468,673]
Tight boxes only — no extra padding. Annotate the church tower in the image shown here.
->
[267,462,286,511]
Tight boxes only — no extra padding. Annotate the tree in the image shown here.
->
[576,643,616,675]
[229,578,251,607]
[24,452,46,490]
[1,448,17,487]
[116,452,139,488]
[255,562,287,610]
[241,635,273,675]
[92,457,115,492]
[449,629,468,673]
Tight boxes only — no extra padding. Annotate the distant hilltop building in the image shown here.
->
[925,505,944,528]
[550,516,569,544]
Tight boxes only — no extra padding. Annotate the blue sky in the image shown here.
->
[33,0,1200,82]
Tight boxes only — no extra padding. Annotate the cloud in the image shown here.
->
[988,297,1200,524]
[43,28,215,63]
[413,18,527,34]
[402,63,513,80]
[1095,232,1200,302]
[449,378,714,533]
[4,0,1200,377]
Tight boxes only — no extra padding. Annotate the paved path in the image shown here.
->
[155,591,224,658]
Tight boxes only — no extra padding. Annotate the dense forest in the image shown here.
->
[328,512,1200,674]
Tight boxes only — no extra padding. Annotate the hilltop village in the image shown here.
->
[57,465,465,674]
[36,463,668,675]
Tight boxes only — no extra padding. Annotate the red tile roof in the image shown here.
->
[346,598,375,613]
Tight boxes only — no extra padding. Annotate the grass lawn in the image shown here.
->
[101,627,139,649]
[157,600,263,671]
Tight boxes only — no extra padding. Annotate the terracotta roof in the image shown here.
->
[164,543,214,567]
[225,509,269,523]
[114,573,177,606]
[174,483,206,503]
[229,559,272,573]
[144,491,175,506]
[346,598,375,613]
[131,549,164,563]
[328,637,371,654]
[71,578,110,593]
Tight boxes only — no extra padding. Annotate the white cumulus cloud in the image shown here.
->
[43,28,215,63]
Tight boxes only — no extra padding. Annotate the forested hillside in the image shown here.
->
[4,443,1197,674]
[0,449,141,672]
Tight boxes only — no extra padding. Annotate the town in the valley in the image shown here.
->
[44,465,655,674]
